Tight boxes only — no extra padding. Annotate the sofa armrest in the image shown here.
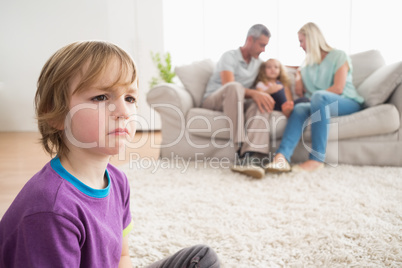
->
[147,83,194,116]
[387,82,402,139]
[388,82,402,113]
[146,83,194,147]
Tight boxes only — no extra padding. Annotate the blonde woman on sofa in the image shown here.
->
[265,22,364,172]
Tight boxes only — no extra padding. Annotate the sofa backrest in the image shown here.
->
[174,50,398,108]
[175,59,215,107]
[349,50,385,88]
[285,50,388,103]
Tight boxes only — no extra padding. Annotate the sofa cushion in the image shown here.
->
[186,108,231,140]
[357,61,402,107]
[350,50,385,88]
[303,104,400,142]
[175,59,215,107]
[186,104,399,143]
[186,108,287,140]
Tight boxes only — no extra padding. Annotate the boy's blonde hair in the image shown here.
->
[254,58,290,88]
[35,41,137,157]
[298,22,333,66]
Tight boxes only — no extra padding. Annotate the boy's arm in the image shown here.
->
[119,171,133,268]
[118,236,132,268]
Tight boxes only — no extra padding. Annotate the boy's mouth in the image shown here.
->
[109,128,129,135]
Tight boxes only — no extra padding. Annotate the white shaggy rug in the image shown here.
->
[122,162,402,267]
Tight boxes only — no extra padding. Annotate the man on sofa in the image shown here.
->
[201,24,274,179]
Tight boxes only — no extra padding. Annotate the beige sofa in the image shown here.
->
[147,50,402,166]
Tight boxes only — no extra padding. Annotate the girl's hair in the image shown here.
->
[254,58,290,88]
[298,22,333,66]
[35,41,137,157]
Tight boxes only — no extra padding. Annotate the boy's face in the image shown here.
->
[64,57,138,156]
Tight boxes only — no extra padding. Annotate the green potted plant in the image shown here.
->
[149,51,176,88]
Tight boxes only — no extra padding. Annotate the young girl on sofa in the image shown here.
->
[254,58,296,117]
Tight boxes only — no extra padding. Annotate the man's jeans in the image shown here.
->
[277,91,362,163]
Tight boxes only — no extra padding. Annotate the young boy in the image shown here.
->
[0,41,219,267]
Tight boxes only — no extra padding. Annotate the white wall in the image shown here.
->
[132,0,163,131]
[1,0,401,132]
[164,0,402,67]
[0,0,163,132]
[350,0,402,64]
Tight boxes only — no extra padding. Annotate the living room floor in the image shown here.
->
[0,131,161,218]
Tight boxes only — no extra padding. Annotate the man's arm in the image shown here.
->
[220,70,275,113]
[220,70,235,84]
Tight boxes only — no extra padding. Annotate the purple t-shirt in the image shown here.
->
[0,157,133,267]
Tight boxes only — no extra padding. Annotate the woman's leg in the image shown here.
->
[276,102,312,162]
[309,91,362,162]
[146,245,220,268]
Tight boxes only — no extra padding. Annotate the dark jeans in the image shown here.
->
[272,90,310,111]
[294,96,310,105]
[146,245,220,268]
[271,88,287,111]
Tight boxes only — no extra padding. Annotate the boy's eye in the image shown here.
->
[125,96,137,104]
[92,95,108,102]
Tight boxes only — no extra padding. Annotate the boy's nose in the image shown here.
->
[114,109,130,120]
[115,114,129,120]
[110,102,130,120]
